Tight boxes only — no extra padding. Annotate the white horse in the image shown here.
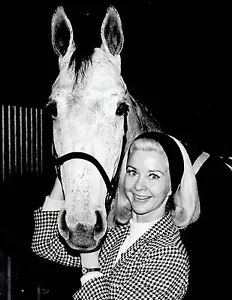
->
[48,5,232,253]
[48,6,161,252]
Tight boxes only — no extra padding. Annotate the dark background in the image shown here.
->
[1,2,231,299]
[2,0,231,157]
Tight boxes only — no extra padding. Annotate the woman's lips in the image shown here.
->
[133,194,151,201]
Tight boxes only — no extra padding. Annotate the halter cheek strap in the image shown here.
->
[54,150,114,213]
[55,152,113,191]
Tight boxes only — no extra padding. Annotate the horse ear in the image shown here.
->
[51,7,75,58]
[101,6,124,56]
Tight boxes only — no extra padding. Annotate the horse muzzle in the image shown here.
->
[57,208,107,252]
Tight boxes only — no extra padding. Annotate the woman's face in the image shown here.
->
[124,148,171,222]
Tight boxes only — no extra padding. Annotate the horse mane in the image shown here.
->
[132,96,161,131]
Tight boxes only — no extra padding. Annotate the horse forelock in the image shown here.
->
[69,48,93,83]
[66,46,122,88]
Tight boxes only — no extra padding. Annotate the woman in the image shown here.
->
[32,131,200,299]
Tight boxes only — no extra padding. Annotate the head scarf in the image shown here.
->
[113,131,200,229]
[133,131,184,196]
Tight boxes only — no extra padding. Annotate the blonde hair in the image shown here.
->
[111,133,200,229]
[129,138,168,156]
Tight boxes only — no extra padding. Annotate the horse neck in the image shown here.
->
[128,95,161,133]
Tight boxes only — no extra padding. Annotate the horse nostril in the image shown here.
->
[94,210,103,234]
[59,209,67,230]
[57,208,70,241]
[58,208,69,240]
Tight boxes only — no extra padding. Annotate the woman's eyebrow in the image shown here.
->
[127,165,164,175]
[149,169,164,175]
[126,165,136,169]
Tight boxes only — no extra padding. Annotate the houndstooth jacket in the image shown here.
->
[31,209,189,300]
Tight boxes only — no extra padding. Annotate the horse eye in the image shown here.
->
[46,101,58,119]
[116,102,129,116]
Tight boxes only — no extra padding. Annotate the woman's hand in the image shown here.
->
[80,249,100,269]
[49,177,64,201]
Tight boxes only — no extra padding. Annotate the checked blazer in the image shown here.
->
[32,209,189,300]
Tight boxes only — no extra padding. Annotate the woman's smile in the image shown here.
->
[124,149,171,222]
[133,194,152,202]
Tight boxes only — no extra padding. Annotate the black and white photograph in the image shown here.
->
[1,1,231,299]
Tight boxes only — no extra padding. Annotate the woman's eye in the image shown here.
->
[126,168,136,177]
[149,173,160,180]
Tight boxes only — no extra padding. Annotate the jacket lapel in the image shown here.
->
[104,213,175,273]
[115,213,175,265]
[103,224,130,274]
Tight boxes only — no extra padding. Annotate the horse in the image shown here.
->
[47,4,232,258]
[47,5,161,252]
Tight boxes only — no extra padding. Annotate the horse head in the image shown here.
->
[48,6,159,252]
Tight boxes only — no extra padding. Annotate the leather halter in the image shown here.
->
[53,109,128,215]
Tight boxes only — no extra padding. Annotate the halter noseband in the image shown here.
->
[53,109,128,215]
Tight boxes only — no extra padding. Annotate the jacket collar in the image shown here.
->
[138,212,176,242]
[109,212,177,270]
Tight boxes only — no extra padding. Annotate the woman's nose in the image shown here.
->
[134,176,146,191]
